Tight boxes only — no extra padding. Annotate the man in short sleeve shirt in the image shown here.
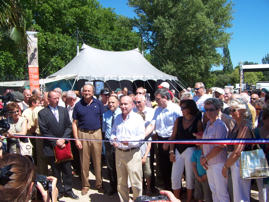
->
[72,84,105,195]
[145,88,182,191]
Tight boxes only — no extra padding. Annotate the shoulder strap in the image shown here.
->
[243,124,260,150]
[254,128,260,139]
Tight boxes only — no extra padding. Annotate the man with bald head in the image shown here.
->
[22,89,31,111]
[250,93,259,105]
[111,96,145,202]
[72,84,105,195]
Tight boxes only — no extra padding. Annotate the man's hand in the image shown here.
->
[60,144,66,149]
[142,156,147,164]
[75,140,82,150]
[112,137,118,148]
[163,143,169,151]
[56,139,65,147]
[121,140,129,146]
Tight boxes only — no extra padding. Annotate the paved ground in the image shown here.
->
[55,165,260,202]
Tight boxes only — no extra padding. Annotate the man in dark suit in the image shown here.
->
[39,90,79,200]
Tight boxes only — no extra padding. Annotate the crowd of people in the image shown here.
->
[0,82,269,202]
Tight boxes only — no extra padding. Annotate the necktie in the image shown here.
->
[111,112,115,127]
[53,109,59,122]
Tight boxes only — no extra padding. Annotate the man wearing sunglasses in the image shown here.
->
[100,88,110,112]
[136,87,152,108]
[250,93,259,106]
[193,82,210,112]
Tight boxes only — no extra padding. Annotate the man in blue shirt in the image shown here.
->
[72,84,105,195]
[102,95,121,195]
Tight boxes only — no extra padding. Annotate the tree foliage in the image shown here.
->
[222,44,233,73]
[128,0,234,86]
[0,0,140,80]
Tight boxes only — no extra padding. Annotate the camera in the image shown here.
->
[134,195,170,202]
[35,175,52,200]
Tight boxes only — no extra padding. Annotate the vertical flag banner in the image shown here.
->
[27,32,39,92]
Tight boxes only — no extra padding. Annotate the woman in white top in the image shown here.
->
[6,102,27,154]
[200,98,230,202]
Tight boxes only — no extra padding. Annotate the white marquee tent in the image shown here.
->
[49,44,185,90]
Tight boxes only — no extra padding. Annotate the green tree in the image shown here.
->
[128,0,234,86]
[262,53,269,81]
[0,0,140,80]
[222,44,233,73]
[214,73,231,88]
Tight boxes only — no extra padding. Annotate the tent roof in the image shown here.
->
[49,44,177,82]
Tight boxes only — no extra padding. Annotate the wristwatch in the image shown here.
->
[169,150,174,154]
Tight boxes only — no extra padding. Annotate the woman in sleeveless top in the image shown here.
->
[200,98,230,202]
[6,102,27,154]
[163,99,203,201]
[253,105,269,202]
[222,98,252,202]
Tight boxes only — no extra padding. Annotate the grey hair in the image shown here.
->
[230,98,250,118]
[204,98,221,110]
[135,94,145,101]
[224,87,232,93]
[180,92,193,100]
[240,93,250,103]
[195,82,205,88]
[66,90,77,100]
[54,87,62,95]
[154,88,171,100]
[83,84,95,93]
[253,99,264,107]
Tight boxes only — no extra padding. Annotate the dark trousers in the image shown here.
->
[158,136,172,191]
[71,139,80,174]
[48,157,73,194]
[104,141,117,191]
[150,143,156,190]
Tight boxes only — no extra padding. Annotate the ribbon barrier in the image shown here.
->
[4,135,269,145]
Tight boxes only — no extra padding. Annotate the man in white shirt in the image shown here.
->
[133,94,156,191]
[66,90,80,176]
[145,88,182,191]
[111,96,145,202]
[193,82,210,111]
[22,89,31,111]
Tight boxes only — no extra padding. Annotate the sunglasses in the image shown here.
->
[229,108,239,113]
[194,87,203,91]
[136,92,143,94]
[224,93,229,96]
[204,108,216,112]
[181,106,188,110]
[134,101,142,104]
[251,98,257,100]
[10,110,20,114]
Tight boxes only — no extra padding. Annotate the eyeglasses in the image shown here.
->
[10,110,20,114]
[251,98,257,100]
[229,108,239,113]
[136,92,143,94]
[204,108,216,112]
[224,93,229,96]
[155,98,161,102]
[194,87,202,91]
[181,106,188,110]
[134,101,142,104]
[255,108,262,111]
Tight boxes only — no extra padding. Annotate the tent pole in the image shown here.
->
[76,28,79,56]
[173,80,185,91]
[146,80,154,91]
[71,77,77,90]
[105,81,112,91]
[119,81,122,89]
[134,81,138,89]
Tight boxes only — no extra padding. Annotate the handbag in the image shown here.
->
[18,138,33,156]
[53,141,73,163]
[239,126,269,179]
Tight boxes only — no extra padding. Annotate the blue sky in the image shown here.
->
[98,0,269,70]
